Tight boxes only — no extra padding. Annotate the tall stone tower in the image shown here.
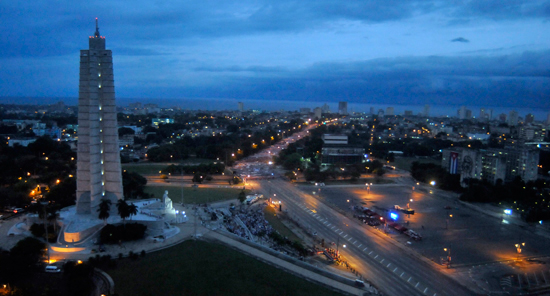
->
[76,19,123,214]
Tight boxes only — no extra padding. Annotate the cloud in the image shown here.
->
[148,50,550,109]
[451,37,469,43]
[2,0,549,58]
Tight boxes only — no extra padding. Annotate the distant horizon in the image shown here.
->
[1,96,548,120]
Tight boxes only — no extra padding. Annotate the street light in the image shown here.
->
[515,242,525,260]
[444,247,451,268]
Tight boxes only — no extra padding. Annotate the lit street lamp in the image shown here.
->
[444,246,451,268]
[515,242,525,260]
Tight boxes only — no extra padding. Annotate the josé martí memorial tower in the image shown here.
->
[76,18,123,215]
[54,19,123,245]
[52,20,175,249]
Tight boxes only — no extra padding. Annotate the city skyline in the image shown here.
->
[1,1,549,109]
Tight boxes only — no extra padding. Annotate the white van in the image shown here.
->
[45,265,61,273]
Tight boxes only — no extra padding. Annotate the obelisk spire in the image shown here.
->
[95,17,100,37]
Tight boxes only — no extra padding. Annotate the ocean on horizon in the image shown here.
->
[1,96,549,121]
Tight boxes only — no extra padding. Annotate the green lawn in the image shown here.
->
[122,163,168,175]
[122,159,216,175]
[144,186,248,204]
[263,205,302,242]
[107,240,343,296]
[392,157,440,171]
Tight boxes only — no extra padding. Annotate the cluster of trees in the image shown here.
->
[122,171,147,199]
[145,118,305,163]
[97,199,138,224]
[0,237,51,295]
[274,124,389,183]
[268,231,308,257]
[460,178,550,223]
[0,136,76,209]
[99,223,147,244]
[410,162,461,191]
[162,163,226,175]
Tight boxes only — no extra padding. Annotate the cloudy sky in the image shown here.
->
[1,1,549,109]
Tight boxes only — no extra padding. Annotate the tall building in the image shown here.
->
[238,102,244,112]
[547,112,550,125]
[321,134,365,169]
[314,107,322,119]
[442,147,539,185]
[458,106,469,119]
[525,113,534,124]
[386,107,394,116]
[76,19,123,214]
[338,102,348,115]
[508,110,519,126]
[479,108,486,120]
[423,104,430,117]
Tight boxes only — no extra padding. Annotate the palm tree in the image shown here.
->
[97,199,112,224]
[128,203,138,220]
[116,199,130,225]
[46,205,60,233]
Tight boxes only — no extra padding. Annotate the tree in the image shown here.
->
[97,199,112,224]
[118,127,135,137]
[284,171,297,181]
[128,203,138,220]
[192,173,204,184]
[122,171,147,199]
[238,190,246,204]
[10,237,45,273]
[116,199,130,225]
[46,205,60,233]
[282,153,303,170]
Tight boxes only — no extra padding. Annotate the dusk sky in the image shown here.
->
[1,1,549,109]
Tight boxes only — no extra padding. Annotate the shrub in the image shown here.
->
[100,223,147,244]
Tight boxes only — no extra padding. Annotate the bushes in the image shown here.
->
[99,223,147,244]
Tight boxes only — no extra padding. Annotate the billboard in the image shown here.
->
[450,152,459,174]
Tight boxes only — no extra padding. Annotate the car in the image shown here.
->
[444,206,452,210]
[45,265,61,273]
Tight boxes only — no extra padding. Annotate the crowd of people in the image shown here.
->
[236,206,273,237]
[223,205,273,241]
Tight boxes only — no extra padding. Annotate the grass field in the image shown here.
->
[144,186,249,204]
[263,205,302,242]
[392,157,440,171]
[122,159,215,175]
[107,240,343,296]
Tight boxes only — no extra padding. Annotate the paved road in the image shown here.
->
[255,179,474,296]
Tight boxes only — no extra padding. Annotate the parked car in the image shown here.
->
[45,265,61,273]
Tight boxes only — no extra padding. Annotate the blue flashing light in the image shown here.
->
[390,212,398,220]
[504,209,512,215]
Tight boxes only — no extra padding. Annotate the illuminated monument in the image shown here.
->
[52,20,176,248]
[76,18,123,214]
